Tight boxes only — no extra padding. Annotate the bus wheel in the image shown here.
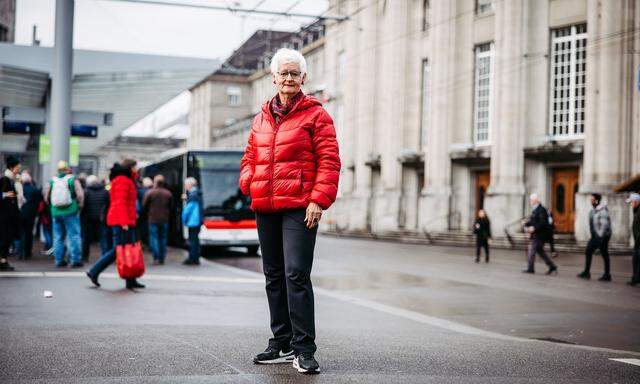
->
[247,245,259,255]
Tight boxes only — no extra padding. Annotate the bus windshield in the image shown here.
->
[188,151,252,220]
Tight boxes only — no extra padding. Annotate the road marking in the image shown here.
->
[0,271,262,284]
[204,259,640,358]
[610,358,640,367]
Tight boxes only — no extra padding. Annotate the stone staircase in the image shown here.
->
[323,229,633,255]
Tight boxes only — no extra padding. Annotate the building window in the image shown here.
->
[420,59,429,147]
[421,0,429,31]
[227,86,241,106]
[476,0,493,14]
[549,24,587,139]
[474,43,493,144]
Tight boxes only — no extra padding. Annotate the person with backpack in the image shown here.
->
[577,193,612,282]
[43,161,84,268]
[522,193,558,275]
[0,155,22,271]
[86,159,145,290]
[546,208,558,258]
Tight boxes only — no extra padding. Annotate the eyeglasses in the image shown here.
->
[277,71,302,79]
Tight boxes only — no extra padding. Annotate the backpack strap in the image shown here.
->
[66,175,77,200]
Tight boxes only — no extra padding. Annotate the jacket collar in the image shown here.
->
[4,169,15,180]
[261,93,322,127]
[593,202,607,211]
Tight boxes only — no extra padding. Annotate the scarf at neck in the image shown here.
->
[270,91,304,125]
[4,169,15,180]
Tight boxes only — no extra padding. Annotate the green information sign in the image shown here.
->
[38,134,50,164]
[69,137,80,167]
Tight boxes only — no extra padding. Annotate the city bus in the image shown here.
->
[140,149,259,254]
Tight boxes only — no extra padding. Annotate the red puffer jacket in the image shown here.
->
[106,173,137,227]
[239,94,340,213]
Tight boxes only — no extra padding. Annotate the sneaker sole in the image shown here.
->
[254,353,294,365]
[292,358,320,374]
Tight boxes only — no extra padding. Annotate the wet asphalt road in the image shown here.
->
[1,235,639,383]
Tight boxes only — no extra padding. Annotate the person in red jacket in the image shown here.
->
[86,159,145,290]
[241,48,340,374]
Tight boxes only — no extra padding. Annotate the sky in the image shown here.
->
[15,0,329,60]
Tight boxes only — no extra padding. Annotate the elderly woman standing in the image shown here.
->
[239,48,340,374]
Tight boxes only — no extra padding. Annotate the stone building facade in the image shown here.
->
[320,0,640,246]
[0,0,15,43]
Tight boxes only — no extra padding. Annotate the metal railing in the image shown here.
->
[503,216,528,248]
[421,211,461,243]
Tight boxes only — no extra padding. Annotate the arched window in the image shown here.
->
[556,184,565,214]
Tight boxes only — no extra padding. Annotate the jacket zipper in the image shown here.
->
[266,100,304,211]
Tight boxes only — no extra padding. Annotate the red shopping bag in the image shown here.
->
[116,242,145,279]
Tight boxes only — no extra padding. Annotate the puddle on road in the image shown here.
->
[214,256,477,291]
[312,270,477,291]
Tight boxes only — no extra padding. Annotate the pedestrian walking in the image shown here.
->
[142,175,172,265]
[577,194,612,281]
[86,159,145,290]
[19,172,42,259]
[473,209,491,263]
[81,175,111,262]
[522,193,558,275]
[627,193,640,286]
[240,48,340,374]
[181,177,202,265]
[43,161,84,268]
[0,156,21,271]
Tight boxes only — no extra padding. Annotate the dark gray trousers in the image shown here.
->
[632,247,640,283]
[527,237,555,271]
[256,208,318,354]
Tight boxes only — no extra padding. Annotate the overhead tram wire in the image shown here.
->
[97,0,349,21]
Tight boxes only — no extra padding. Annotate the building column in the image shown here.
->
[368,0,409,233]
[577,0,637,243]
[49,0,74,175]
[483,0,527,237]
[422,0,456,232]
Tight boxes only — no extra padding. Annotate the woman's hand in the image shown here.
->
[122,225,129,231]
[304,202,323,228]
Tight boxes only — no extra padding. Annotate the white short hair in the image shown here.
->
[86,175,99,186]
[184,177,197,187]
[270,48,307,75]
[529,193,539,201]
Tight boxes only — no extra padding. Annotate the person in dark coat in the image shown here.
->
[0,156,21,271]
[473,209,491,263]
[19,172,42,259]
[522,193,558,275]
[142,175,172,265]
[627,193,640,286]
[81,175,112,262]
[136,177,153,247]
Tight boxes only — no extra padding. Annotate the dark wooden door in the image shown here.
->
[475,170,490,213]
[551,167,579,233]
